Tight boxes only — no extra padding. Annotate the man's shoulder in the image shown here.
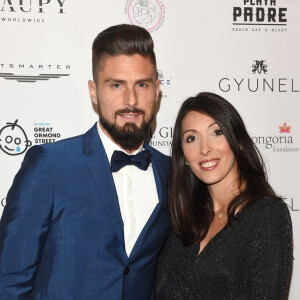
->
[144,143,171,175]
[25,124,98,158]
[34,133,84,153]
[144,143,170,162]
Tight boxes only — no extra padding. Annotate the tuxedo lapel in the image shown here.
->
[83,124,126,257]
[129,144,169,261]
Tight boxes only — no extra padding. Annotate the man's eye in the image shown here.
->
[138,82,147,88]
[112,83,121,88]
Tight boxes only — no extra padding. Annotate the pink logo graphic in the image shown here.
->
[279,122,291,133]
[127,0,164,31]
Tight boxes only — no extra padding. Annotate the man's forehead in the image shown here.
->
[99,54,154,70]
[98,54,156,80]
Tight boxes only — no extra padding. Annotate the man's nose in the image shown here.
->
[124,86,138,109]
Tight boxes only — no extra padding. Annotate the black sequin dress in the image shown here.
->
[156,198,293,300]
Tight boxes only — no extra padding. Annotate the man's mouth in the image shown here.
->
[120,113,139,118]
[117,109,144,122]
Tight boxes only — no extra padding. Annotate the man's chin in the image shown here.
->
[99,112,153,150]
[120,122,142,133]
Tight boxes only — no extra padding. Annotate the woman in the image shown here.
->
[157,92,293,300]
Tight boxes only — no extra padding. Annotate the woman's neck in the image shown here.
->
[208,179,243,213]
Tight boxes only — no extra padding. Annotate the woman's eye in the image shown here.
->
[186,136,196,143]
[213,129,223,136]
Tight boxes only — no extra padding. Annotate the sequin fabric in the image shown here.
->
[156,198,293,300]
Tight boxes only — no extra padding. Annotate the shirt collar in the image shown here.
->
[96,121,144,164]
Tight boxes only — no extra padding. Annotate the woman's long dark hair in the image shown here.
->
[170,92,281,246]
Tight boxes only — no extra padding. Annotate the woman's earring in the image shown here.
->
[185,161,189,166]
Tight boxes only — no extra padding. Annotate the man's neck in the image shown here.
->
[97,122,143,155]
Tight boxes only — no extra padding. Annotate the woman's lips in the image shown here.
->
[199,159,220,171]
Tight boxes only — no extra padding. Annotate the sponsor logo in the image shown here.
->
[125,0,165,32]
[252,123,299,152]
[252,60,267,74]
[279,122,291,133]
[0,0,67,23]
[1,197,6,207]
[158,70,172,86]
[0,120,32,156]
[232,0,288,33]
[158,69,172,99]
[0,73,69,83]
[0,0,66,13]
[148,126,173,148]
[0,63,70,70]
[0,121,63,156]
[33,122,61,144]
[0,63,70,83]
[218,60,299,93]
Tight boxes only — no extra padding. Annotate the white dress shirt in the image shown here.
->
[97,122,159,257]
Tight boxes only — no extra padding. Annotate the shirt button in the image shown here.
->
[124,267,130,275]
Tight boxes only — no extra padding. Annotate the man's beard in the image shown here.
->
[98,104,154,151]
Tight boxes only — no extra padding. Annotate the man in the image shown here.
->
[0,24,170,299]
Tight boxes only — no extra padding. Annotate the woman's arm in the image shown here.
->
[242,199,293,300]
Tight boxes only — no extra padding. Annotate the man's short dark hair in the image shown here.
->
[92,24,157,82]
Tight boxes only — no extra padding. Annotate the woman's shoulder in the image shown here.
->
[245,197,290,217]
[240,197,292,232]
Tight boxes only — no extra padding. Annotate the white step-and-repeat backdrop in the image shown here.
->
[1,0,299,297]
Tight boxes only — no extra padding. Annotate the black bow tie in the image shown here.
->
[111,149,151,172]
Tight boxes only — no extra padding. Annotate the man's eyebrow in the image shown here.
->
[104,79,126,84]
[103,78,154,84]
[136,78,154,83]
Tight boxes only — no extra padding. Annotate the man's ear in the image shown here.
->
[88,80,97,105]
[155,78,161,103]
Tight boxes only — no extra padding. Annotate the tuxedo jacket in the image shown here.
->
[0,124,171,300]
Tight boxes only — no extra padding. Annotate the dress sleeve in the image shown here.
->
[0,145,53,299]
[242,200,293,300]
